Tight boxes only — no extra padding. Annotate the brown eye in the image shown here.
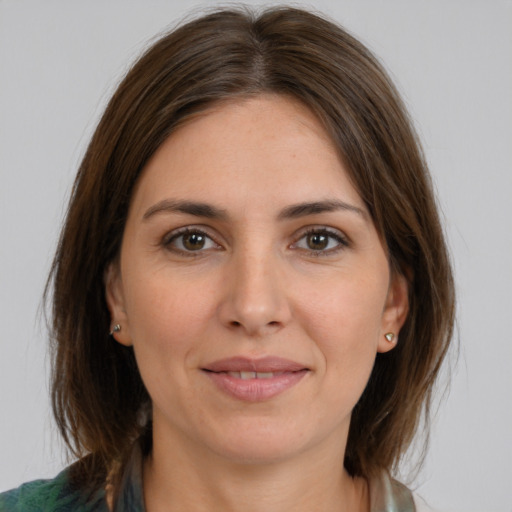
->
[165,229,219,254]
[307,233,329,250]
[293,228,348,254]
[182,232,206,251]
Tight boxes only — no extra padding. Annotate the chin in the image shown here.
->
[202,418,322,466]
[213,439,303,465]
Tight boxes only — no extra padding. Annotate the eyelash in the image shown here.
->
[162,227,221,256]
[291,227,349,256]
[162,226,349,257]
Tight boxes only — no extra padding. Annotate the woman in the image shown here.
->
[0,6,454,512]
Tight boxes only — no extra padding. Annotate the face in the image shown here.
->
[106,95,408,465]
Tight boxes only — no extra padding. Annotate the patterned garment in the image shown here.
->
[0,446,415,511]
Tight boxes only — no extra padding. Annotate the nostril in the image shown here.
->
[229,319,281,330]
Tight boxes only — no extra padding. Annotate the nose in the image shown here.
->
[217,247,292,337]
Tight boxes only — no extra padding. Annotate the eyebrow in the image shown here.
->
[142,198,366,222]
[277,200,367,220]
[143,199,229,221]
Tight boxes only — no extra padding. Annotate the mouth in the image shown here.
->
[219,370,288,380]
[201,356,309,402]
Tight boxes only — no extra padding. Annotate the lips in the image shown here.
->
[202,356,309,402]
[203,356,307,373]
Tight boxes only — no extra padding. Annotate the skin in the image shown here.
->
[106,94,408,512]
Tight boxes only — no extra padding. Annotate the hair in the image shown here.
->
[47,5,455,494]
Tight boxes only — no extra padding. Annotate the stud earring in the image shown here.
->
[109,324,121,336]
[384,332,396,343]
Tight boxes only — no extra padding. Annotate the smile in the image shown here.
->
[202,357,309,402]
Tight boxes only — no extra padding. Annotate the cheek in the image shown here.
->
[297,273,388,387]
[122,274,209,412]
[304,295,383,417]
[299,273,388,345]
[121,270,217,390]
[124,263,212,338]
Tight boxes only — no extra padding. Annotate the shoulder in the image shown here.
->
[0,467,108,512]
[413,492,443,512]
[369,471,445,512]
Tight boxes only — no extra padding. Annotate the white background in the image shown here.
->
[1,1,511,511]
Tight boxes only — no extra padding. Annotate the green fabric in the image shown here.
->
[0,467,108,511]
[0,445,144,511]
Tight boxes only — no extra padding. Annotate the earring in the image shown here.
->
[109,324,121,336]
[384,332,396,343]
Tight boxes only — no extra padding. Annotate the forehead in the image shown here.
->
[129,94,365,217]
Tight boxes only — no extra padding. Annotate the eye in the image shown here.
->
[164,228,220,254]
[292,228,348,254]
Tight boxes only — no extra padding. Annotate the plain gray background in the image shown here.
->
[1,1,511,511]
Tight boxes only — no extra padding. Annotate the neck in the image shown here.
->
[143,427,369,512]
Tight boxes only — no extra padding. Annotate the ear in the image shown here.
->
[377,271,409,353]
[105,263,133,346]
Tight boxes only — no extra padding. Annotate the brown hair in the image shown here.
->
[47,5,455,492]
